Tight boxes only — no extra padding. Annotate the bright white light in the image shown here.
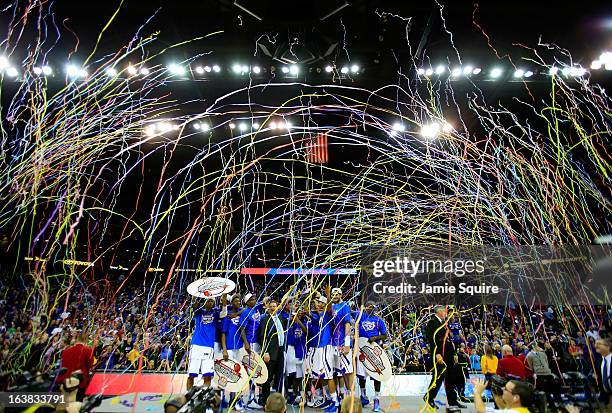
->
[549,67,559,75]
[417,68,425,75]
[127,65,137,75]
[172,124,180,131]
[341,66,349,74]
[229,122,236,129]
[6,67,18,77]
[513,69,525,78]
[490,67,503,78]
[568,66,586,77]
[241,65,249,73]
[168,64,185,75]
[252,66,261,74]
[590,60,602,70]
[561,67,571,77]
[157,122,173,133]
[78,69,88,78]
[462,66,473,75]
[325,65,333,73]
[285,121,292,129]
[212,65,221,73]
[425,68,433,76]
[195,66,205,74]
[140,67,150,76]
[524,70,533,78]
[105,67,118,77]
[275,121,285,130]
[66,65,79,77]
[435,65,445,75]
[472,67,482,75]
[42,65,52,75]
[350,64,359,73]
[193,123,201,130]
[232,64,242,74]
[33,67,43,75]
[204,66,212,73]
[281,66,289,74]
[392,122,405,132]
[450,67,461,77]
[605,62,612,71]
[442,122,453,133]
[238,123,248,132]
[289,65,299,75]
[600,52,612,64]
[200,123,210,131]
[144,124,156,137]
[252,122,260,129]
[420,123,441,139]
[0,56,8,70]
[269,121,277,129]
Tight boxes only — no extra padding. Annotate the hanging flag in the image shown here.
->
[305,132,329,163]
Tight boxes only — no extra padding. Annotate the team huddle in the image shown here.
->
[186,286,389,413]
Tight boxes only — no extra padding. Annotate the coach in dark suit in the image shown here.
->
[595,337,612,408]
[423,305,462,409]
[258,299,288,405]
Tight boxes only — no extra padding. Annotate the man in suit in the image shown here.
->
[258,298,288,405]
[423,305,463,410]
[595,337,612,408]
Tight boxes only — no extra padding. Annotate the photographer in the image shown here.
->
[473,378,533,413]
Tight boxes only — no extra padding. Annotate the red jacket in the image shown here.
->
[497,355,527,379]
[57,343,94,388]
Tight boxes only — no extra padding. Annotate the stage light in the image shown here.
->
[462,66,473,75]
[158,122,173,133]
[212,65,221,72]
[606,63,612,71]
[168,63,186,75]
[435,65,445,75]
[193,123,201,130]
[195,66,205,74]
[33,67,43,75]
[0,56,8,70]
[350,64,359,73]
[325,65,333,73]
[590,60,602,70]
[600,51,612,64]
[200,123,210,131]
[275,121,285,130]
[252,122,260,130]
[417,68,425,75]
[285,121,292,129]
[472,67,482,75]
[561,67,571,77]
[490,67,503,78]
[127,65,137,75]
[229,122,236,129]
[513,69,525,78]
[232,64,241,74]
[238,123,248,132]
[281,66,289,74]
[105,67,118,77]
[269,121,277,129]
[241,65,249,73]
[204,66,212,73]
[549,66,559,75]
[140,67,150,76]
[172,124,180,131]
[420,123,440,139]
[144,124,156,137]
[341,66,349,74]
[289,65,299,75]
[442,122,453,133]
[252,65,261,74]
[425,68,433,76]
[78,69,88,78]
[66,65,79,77]
[6,67,18,77]
[392,122,405,132]
[570,67,586,77]
[42,65,52,75]
[524,70,533,78]
[450,67,461,77]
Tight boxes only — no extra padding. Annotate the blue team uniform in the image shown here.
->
[332,302,352,347]
[287,322,307,359]
[192,309,219,348]
[222,308,244,350]
[239,304,262,344]
[311,311,333,347]
[358,313,387,340]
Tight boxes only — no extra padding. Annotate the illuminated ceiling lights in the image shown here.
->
[167,63,186,75]
[325,65,333,73]
[435,65,445,75]
[5,67,18,77]
[289,65,299,75]
[252,65,261,74]
[340,66,349,74]
[490,67,503,78]
[350,64,359,74]
[105,67,118,77]
[66,64,87,78]
[212,65,221,73]
[513,69,525,78]
[392,122,406,132]
[0,56,9,70]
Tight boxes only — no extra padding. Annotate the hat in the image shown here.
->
[243,293,254,303]
[331,287,342,295]
[317,296,328,304]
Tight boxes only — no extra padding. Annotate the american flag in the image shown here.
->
[304,132,329,163]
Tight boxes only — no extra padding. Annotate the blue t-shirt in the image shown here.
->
[239,305,262,344]
[332,302,352,346]
[287,322,307,359]
[358,313,387,339]
[305,320,318,349]
[222,309,244,350]
[470,354,481,370]
[311,311,333,347]
[192,309,218,347]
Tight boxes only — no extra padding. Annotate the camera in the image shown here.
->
[489,375,508,397]
[164,386,220,413]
